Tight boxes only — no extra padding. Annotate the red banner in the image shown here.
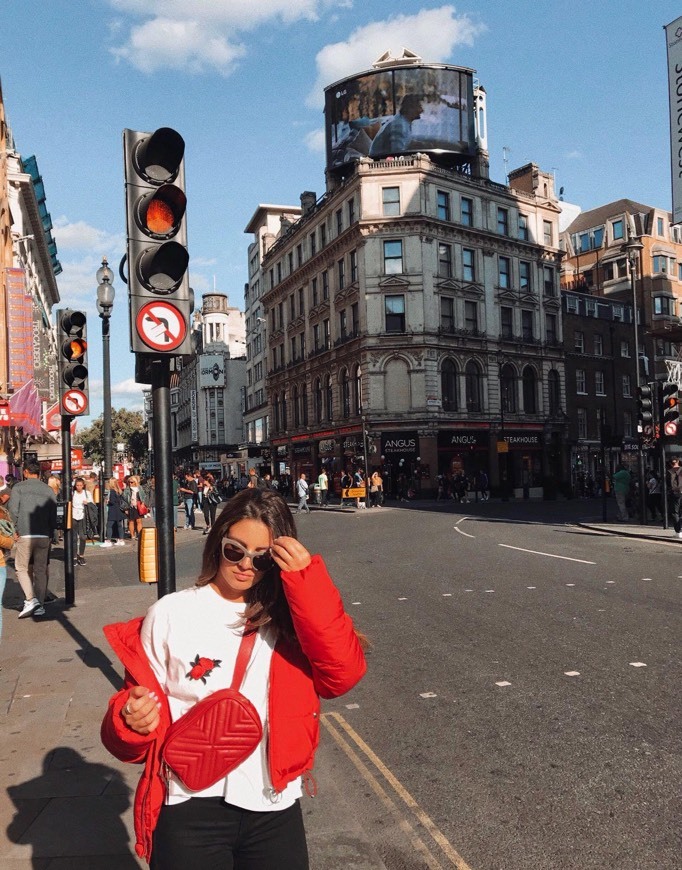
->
[6,269,34,392]
[45,401,61,432]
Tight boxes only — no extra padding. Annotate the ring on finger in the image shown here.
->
[123,703,133,716]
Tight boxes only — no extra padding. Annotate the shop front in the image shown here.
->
[380,431,421,498]
[437,428,489,489]
[291,441,313,486]
[499,429,544,498]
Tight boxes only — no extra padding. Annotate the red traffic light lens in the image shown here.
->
[63,338,87,361]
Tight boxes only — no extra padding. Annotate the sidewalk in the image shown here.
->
[0,534,385,869]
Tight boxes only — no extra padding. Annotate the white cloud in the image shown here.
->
[109,0,338,75]
[304,128,326,153]
[307,6,485,108]
[564,149,584,160]
[51,218,126,309]
[53,217,124,253]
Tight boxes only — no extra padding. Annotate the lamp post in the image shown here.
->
[496,352,510,501]
[96,257,115,482]
[625,233,646,524]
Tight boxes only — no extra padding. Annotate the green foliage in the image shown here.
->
[75,408,148,465]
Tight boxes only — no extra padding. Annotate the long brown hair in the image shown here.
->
[196,489,298,642]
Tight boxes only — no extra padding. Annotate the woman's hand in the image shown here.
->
[121,685,161,735]
[271,536,312,572]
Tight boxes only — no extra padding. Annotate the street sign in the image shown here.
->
[61,388,88,416]
[496,440,509,453]
[664,420,678,437]
[135,300,188,352]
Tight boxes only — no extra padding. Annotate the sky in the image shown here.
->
[2,0,681,424]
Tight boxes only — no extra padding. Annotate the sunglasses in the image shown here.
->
[221,538,273,571]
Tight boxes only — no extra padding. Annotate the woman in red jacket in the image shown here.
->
[101,488,366,868]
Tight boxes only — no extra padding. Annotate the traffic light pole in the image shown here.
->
[61,415,75,606]
[150,357,176,598]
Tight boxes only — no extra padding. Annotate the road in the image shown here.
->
[292,501,680,870]
[62,500,681,868]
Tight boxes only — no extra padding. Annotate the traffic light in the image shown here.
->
[636,384,653,430]
[123,127,193,356]
[661,381,679,438]
[57,309,89,416]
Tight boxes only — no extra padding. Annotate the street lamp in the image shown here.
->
[96,257,115,482]
[496,351,510,501]
[625,232,646,524]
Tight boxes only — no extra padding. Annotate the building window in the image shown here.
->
[657,216,664,236]
[323,318,330,349]
[350,249,358,283]
[545,313,557,344]
[298,287,304,316]
[577,408,587,439]
[523,366,537,414]
[437,190,451,221]
[339,309,347,339]
[465,360,482,412]
[351,302,359,334]
[441,359,458,411]
[543,265,555,296]
[543,220,553,246]
[462,248,475,282]
[576,369,586,393]
[440,296,455,333]
[520,260,531,291]
[621,340,630,357]
[521,310,534,341]
[296,244,303,267]
[315,378,322,422]
[501,364,516,413]
[594,334,604,355]
[548,369,561,415]
[438,243,452,278]
[320,223,327,248]
[289,295,295,320]
[622,374,631,397]
[612,219,624,240]
[313,323,320,351]
[281,392,287,431]
[518,213,529,240]
[623,410,632,437]
[654,296,675,315]
[497,207,509,235]
[293,385,300,427]
[336,208,343,235]
[347,198,356,224]
[461,197,473,227]
[341,368,350,418]
[325,375,333,420]
[310,232,316,256]
[464,299,478,333]
[498,256,511,288]
[302,383,308,425]
[278,301,284,328]
[385,295,405,333]
[501,306,513,339]
[382,186,400,216]
[595,371,605,395]
[337,258,345,290]
[653,255,669,274]
[322,270,329,299]
[384,240,403,274]
[288,252,293,274]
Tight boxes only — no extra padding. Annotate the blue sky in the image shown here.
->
[2,0,681,423]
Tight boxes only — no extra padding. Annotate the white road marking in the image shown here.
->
[464,589,474,592]
[642,578,652,581]
[420,692,438,698]
[346,703,360,710]
[398,597,407,601]
[454,521,475,539]
[606,581,616,584]
[495,681,512,687]
[499,544,596,564]
[564,671,581,677]
[527,586,536,589]
[630,662,647,668]
[442,593,452,597]
[566,583,575,587]
[485,589,495,593]
[352,601,361,605]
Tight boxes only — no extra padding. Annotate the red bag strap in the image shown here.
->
[230,628,257,691]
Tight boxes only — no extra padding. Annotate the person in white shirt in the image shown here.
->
[295,474,310,514]
[316,469,329,507]
[71,477,93,566]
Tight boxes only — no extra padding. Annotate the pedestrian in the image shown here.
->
[100,488,367,868]
[477,469,489,502]
[101,478,126,547]
[47,474,62,543]
[317,468,329,507]
[8,460,57,617]
[201,473,221,535]
[612,464,631,523]
[0,487,16,639]
[71,477,93,565]
[353,468,366,509]
[295,473,310,513]
[668,457,682,537]
[121,475,148,540]
[147,476,157,522]
[193,471,203,512]
[369,470,382,507]
[179,472,198,530]
[646,470,662,521]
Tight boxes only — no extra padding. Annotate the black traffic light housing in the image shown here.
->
[661,381,680,439]
[124,127,193,356]
[56,308,89,416]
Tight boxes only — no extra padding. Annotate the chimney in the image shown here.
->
[300,191,317,214]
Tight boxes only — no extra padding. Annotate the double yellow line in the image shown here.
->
[321,712,473,869]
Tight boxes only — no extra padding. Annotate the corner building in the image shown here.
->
[258,59,567,497]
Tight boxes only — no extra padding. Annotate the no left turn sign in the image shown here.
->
[136,301,188,352]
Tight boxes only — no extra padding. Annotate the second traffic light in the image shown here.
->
[124,127,193,356]
[661,381,680,438]
[57,309,89,416]
[636,384,654,432]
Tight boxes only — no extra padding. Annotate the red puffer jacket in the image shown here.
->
[100,555,366,862]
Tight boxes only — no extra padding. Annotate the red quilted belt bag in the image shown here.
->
[162,629,263,792]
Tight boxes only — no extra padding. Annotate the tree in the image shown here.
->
[76,408,148,466]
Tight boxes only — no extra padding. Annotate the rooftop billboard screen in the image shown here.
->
[325,65,476,172]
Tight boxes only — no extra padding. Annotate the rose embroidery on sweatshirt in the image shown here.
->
[186,655,222,683]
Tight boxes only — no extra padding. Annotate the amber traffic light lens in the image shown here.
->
[147,199,175,234]
[64,338,87,361]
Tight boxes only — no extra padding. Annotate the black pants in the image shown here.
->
[150,798,309,870]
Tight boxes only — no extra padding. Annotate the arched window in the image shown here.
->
[441,359,458,411]
[354,365,362,415]
[293,385,300,427]
[273,394,280,432]
[548,369,561,415]
[302,383,308,426]
[465,360,482,412]
[522,366,537,414]
[315,378,322,423]
[341,368,350,418]
[501,363,516,413]
[325,375,333,420]
[281,392,287,431]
